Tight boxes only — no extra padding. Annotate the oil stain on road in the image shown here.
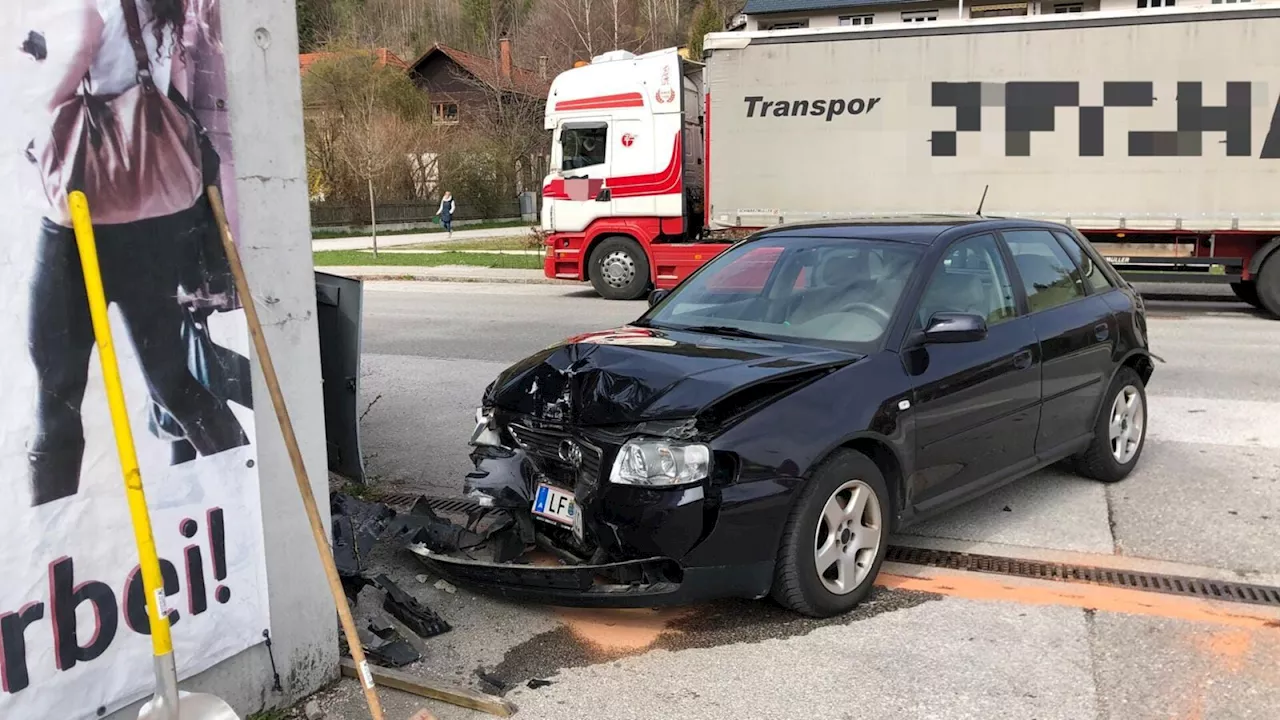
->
[487,587,940,690]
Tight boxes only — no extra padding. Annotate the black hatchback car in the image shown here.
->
[425,217,1155,618]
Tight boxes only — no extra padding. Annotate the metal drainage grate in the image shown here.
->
[370,495,1280,609]
[379,493,482,515]
[884,546,1280,609]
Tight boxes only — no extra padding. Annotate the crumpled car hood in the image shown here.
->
[484,326,861,425]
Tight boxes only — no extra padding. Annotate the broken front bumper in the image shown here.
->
[410,546,774,608]
[433,411,789,607]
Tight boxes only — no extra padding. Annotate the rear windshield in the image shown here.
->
[642,235,922,352]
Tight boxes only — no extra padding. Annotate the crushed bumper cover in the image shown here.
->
[409,546,773,608]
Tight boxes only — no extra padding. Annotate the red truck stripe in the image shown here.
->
[543,135,683,200]
[554,92,645,111]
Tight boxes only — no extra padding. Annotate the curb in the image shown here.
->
[332,272,576,286]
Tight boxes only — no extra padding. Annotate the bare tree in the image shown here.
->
[339,113,420,255]
[448,63,549,204]
[304,50,430,252]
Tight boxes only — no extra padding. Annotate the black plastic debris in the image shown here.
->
[526,678,554,690]
[332,493,397,578]
[375,574,451,639]
[358,617,421,668]
[464,446,535,509]
[387,497,485,554]
[482,511,537,564]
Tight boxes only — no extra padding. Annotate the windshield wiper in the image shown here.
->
[680,325,774,340]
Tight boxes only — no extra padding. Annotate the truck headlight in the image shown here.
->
[610,439,711,487]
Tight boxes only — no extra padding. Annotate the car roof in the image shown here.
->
[752,215,1070,245]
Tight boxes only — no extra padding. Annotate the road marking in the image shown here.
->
[1145,395,1280,449]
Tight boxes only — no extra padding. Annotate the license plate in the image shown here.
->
[532,483,577,526]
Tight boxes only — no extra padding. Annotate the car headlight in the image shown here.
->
[610,439,711,487]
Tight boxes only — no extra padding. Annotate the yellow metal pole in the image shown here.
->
[68,191,174,658]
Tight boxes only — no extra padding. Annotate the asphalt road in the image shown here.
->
[318,281,1280,720]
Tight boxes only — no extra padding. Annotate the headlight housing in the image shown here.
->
[610,438,711,487]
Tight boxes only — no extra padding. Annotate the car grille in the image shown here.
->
[507,422,604,488]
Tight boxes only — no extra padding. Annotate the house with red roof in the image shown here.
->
[405,38,550,127]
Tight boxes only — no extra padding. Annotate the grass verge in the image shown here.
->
[398,235,538,252]
[313,250,542,270]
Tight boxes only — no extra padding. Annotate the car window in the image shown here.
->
[916,234,1018,329]
[642,236,922,352]
[560,122,607,170]
[1002,229,1088,313]
[704,246,784,292]
[1052,231,1113,293]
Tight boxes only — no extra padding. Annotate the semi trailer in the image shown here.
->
[538,5,1280,315]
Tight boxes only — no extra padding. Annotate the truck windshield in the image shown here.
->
[641,236,922,351]
[560,122,608,170]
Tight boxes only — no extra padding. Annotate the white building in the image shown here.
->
[740,0,1251,29]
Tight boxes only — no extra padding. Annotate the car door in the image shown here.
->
[1000,228,1117,455]
[905,233,1042,514]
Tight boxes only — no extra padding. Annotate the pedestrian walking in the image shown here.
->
[437,190,456,238]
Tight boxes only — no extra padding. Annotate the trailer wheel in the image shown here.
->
[1256,254,1280,319]
[1230,281,1261,310]
[588,236,650,301]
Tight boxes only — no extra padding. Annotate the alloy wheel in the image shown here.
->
[1109,384,1145,464]
[813,480,883,595]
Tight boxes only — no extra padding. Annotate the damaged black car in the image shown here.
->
[416,217,1154,618]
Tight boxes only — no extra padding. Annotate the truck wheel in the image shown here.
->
[1256,254,1280,318]
[588,237,650,301]
[1230,281,1261,309]
[771,449,890,618]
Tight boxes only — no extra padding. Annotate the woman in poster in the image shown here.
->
[26,0,250,506]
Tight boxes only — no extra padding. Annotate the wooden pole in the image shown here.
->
[207,187,385,720]
[368,177,379,258]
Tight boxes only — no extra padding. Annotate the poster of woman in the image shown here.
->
[0,1,271,717]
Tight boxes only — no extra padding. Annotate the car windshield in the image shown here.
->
[641,235,923,351]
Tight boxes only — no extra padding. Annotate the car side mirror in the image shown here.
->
[648,289,670,307]
[923,312,987,344]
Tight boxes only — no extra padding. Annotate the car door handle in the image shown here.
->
[1095,323,1110,342]
[1013,349,1033,369]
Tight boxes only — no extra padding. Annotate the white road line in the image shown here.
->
[1146,393,1280,449]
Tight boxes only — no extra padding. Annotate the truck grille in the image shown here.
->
[507,423,604,488]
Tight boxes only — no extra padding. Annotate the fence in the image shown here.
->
[310,199,523,228]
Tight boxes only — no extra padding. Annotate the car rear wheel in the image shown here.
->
[771,449,890,618]
[588,236,650,301]
[1230,281,1261,309]
[1073,366,1147,483]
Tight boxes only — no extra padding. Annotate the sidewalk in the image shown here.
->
[317,265,571,285]
[312,224,535,252]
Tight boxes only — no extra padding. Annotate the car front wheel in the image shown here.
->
[772,449,891,618]
[1073,366,1148,483]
